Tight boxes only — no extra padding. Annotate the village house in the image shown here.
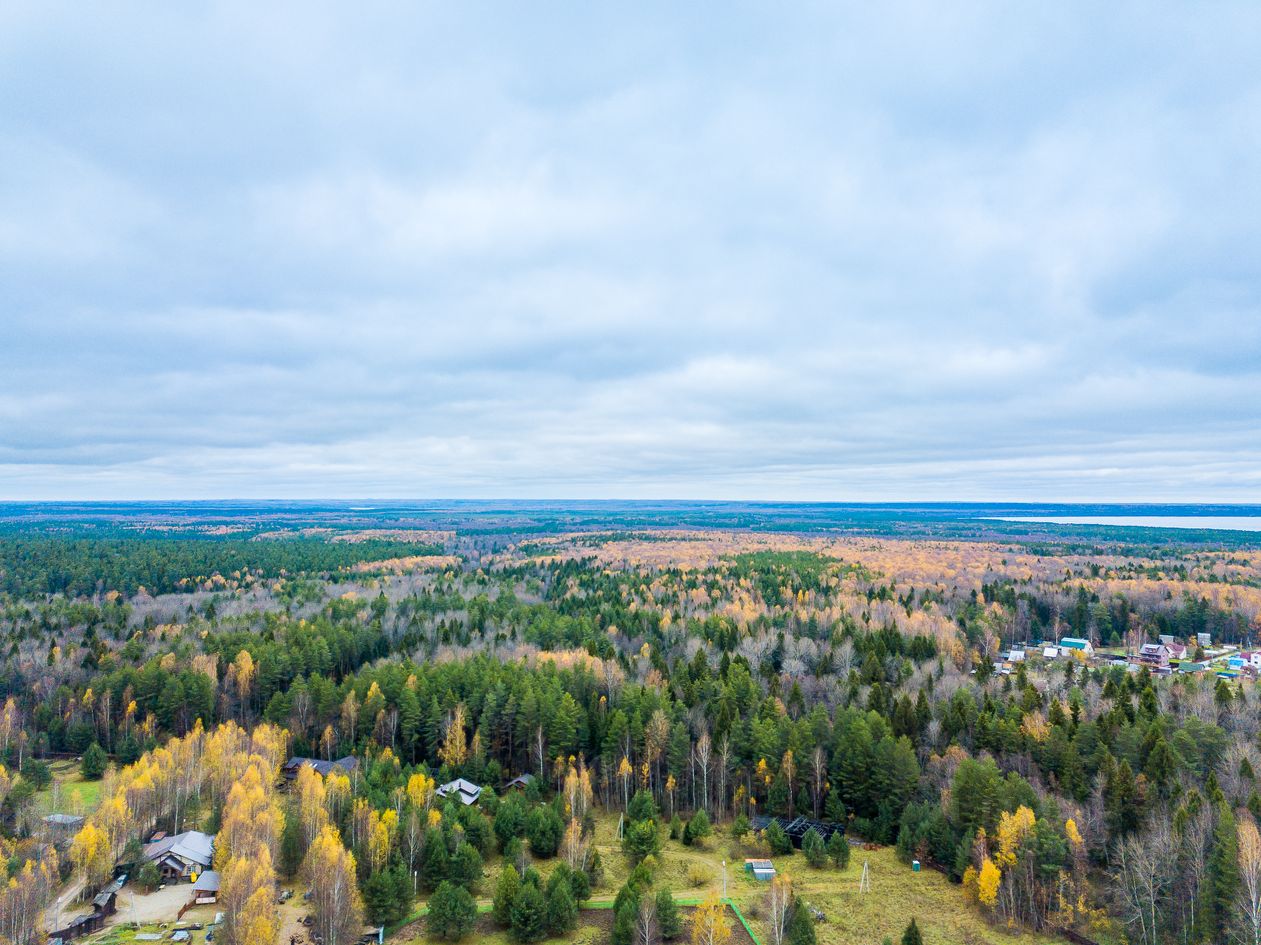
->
[1059,637,1094,656]
[436,778,483,806]
[1137,643,1171,671]
[281,755,360,781]
[141,830,215,881]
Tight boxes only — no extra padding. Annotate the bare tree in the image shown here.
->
[1115,821,1176,945]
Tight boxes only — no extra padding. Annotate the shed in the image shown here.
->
[744,858,776,881]
[193,869,221,903]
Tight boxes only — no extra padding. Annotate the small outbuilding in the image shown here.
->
[193,869,221,904]
[744,858,777,881]
[503,774,536,792]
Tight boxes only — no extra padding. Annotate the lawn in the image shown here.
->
[35,759,104,815]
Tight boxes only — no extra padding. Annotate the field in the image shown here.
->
[35,759,103,815]
[391,813,1068,945]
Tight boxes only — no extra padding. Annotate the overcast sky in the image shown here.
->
[3,3,1260,501]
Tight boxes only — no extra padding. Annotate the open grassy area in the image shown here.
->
[752,846,1066,945]
[35,759,104,815]
[395,812,1070,945]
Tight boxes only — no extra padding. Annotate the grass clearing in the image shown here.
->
[35,759,104,816]
[393,811,1073,945]
[755,846,1065,945]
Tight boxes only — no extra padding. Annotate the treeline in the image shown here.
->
[0,536,443,598]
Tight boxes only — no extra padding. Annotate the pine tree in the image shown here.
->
[787,904,816,945]
[428,881,478,941]
[802,828,826,867]
[900,918,923,945]
[421,827,449,892]
[510,883,548,943]
[827,831,850,869]
[657,889,682,940]
[494,864,521,928]
[1199,801,1239,942]
[545,880,578,935]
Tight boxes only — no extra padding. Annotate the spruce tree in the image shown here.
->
[901,918,923,945]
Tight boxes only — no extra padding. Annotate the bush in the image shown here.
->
[731,813,751,839]
[137,861,161,892]
[670,814,684,840]
[428,881,477,941]
[686,864,714,887]
[683,810,711,847]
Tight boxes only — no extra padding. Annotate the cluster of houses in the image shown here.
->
[991,631,1249,681]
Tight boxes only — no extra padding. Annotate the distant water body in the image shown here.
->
[991,516,1261,532]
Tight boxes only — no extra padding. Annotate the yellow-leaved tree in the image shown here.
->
[690,892,732,945]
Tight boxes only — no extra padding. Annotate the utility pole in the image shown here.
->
[721,860,727,900]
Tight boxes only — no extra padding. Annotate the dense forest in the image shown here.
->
[1,513,1261,945]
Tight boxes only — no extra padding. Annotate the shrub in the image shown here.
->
[686,863,714,887]
[683,810,711,847]
[731,813,751,839]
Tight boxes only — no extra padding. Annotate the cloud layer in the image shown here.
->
[3,2,1260,500]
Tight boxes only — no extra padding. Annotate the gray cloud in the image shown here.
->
[1,2,1260,500]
